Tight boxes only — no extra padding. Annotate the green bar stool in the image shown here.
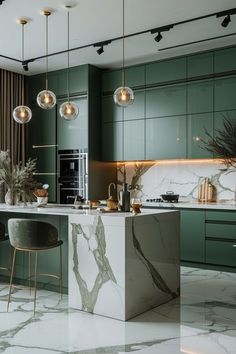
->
[0,222,10,273]
[7,219,63,316]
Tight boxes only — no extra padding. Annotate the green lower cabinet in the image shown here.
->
[124,120,145,160]
[57,97,88,151]
[206,240,236,267]
[102,122,123,161]
[146,116,187,160]
[180,210,205,262]
[187,113,213,158]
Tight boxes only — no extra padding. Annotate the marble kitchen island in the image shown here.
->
[0,205,180,321]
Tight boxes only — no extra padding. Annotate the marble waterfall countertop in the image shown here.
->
[142,200,236,210]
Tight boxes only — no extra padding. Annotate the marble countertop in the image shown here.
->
[0,203,178,218]
[142,201,236,210]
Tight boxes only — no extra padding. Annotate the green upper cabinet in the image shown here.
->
[187,80,213,114]
[214,47,236,73]
[146,85,186,118]
[214,77,236,111]
[102,70,122,92]
[102,96,123,123]
[57,97,88,150]
[146,57,186,85]
[214,110,236,131]
[124,91,145,121]
[102,122,123,161]
[28,105,56,146]
[146,116,187,160]
[187,52,213,77]
[181,210,205,262]
[125,65,145,87]
[187,112,213,158]
[57,65,88,96]
[30,148,56,173]
[124,119,145,160]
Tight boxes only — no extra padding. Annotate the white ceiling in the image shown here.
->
[0,0,236,75]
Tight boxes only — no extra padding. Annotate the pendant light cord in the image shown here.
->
[122,0,125,87]
[46,14,48,91]
[67,9,70,102]
[22,23,25,105]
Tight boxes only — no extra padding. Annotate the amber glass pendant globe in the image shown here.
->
[37,90,56,110]
[114,86,134,107]
[13,105,32,124]
[59,101,79,121]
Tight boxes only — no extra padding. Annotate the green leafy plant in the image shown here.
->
[0,150,38,203]
[202,118,236,168]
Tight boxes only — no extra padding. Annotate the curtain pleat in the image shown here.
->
[0,69,27,165]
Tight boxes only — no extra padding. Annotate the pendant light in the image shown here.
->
[113,0,134,107]
[59,6,79,121]
[13,19,32,124]
[37,10,56,110]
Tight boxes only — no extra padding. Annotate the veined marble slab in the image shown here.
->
[68,211,180,320]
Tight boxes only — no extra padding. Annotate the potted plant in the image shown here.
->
[0,150,37,205]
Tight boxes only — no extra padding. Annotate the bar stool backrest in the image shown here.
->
[8,219,58,249]
[0,222,5,240]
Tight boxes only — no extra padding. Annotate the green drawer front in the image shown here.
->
[206,211,236,222]
[206,240,236,267]
[206,223,236,240]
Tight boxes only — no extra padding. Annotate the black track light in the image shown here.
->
[96,46,104,55]
[0,0,6,5]
[221,14,231,27]
[154,32,163,43]
[22,61,29,72]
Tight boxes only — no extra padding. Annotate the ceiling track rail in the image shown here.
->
[0,6,235,69]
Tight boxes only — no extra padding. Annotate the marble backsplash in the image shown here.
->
[117,160,236,203]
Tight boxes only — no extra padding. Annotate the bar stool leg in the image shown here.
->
[59,245,63,299]
[7,248,17,312]
[33,252,38,317]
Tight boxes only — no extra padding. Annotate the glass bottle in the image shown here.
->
[119,183,130,212]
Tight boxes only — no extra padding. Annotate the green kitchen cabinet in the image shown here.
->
[146,116,187,160]
[146,57,186,85]
[57,97,88,151]
[146,85,186,118]
[57,65,88,96]
[181,210,205,262]
[187,52,213,77]
[28,105,56,146]
[187,113,213,158]
[125,65,145,87]
[102,70,122,92]
[206,240,236,267]
[124,119,145,160]
[187,80,213,114]
[102,95,123,123]
[30,147,56,174]
[124,91,145,121]
[214,77,236,111]
[214,110,236,131]
[102,122,123,161]
[214,47,236,73]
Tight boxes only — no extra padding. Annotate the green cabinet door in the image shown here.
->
[180,210,205,262]
[57,65,88,96]
[124,119,145,160]
[124,91,145,121]
[214,77,236,111]
[146,116,187,159]
[102,70,122,92]
[187,113,213,158]
[187,80,213,114]
[57,97,88,150]
[187,52,213,77]
[146,57,186,85]
[102,122,123,161]
[146,85,186,118]
[206,240,236,267]
[214,47,236,73]
[28,105,56,146]
[102,96,123,123]
[214,110,236,132]
[125,65,145,87]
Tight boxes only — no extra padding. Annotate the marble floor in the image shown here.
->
[0,266,236,354]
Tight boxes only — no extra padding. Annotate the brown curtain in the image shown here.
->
[0,69,27,165]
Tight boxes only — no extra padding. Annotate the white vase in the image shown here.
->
[5,189,18,206]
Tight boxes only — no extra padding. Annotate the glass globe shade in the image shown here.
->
[113,86,134,107]
[59,101,79,121]
[37,90,56,109]
[13,105,32,124]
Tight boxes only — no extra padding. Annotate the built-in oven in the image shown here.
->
[58,149,88,204]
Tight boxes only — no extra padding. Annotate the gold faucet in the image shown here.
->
[108,182,116,199]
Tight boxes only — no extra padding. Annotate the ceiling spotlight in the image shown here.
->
[96,46,104,55]
[221,14,231,27]
[154,32,163,43]
[0,0,6,5]
[22,61,29,72]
